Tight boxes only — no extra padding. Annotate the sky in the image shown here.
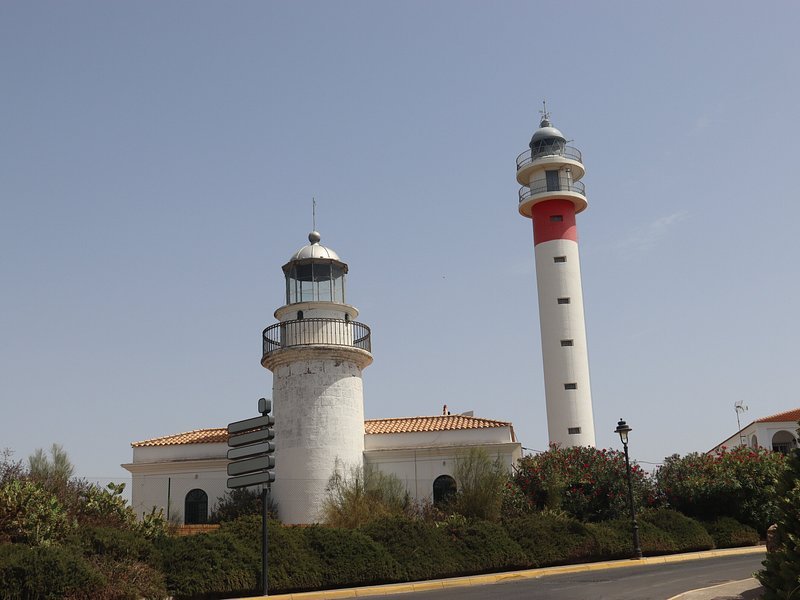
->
[2,1,800,490]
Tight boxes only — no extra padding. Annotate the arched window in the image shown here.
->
[751,434,759,449]
[433,475,457,506]
[185,488,208,524]
[771,430,797,454]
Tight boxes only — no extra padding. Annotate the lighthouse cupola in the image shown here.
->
[283,231,348,306]
[529,117,566,158]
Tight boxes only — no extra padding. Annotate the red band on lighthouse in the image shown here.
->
[532,199,578,245]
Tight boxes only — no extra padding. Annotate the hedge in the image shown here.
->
[701,517,760,548]
[639,509,714,552]
[0,543,104,600]
[503,514,602,566]
[0,512,763,599]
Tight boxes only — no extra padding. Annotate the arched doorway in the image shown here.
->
[771,430,797,454]
[433,475,457,506]
[185,488,208,524]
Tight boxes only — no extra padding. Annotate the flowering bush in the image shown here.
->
[655,446,786,533]
[757,431,800,598]
[513,445,655,522]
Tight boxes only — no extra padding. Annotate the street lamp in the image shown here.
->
[615,418,642,559]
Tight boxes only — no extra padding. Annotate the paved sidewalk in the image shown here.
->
[668,578,763,600]
[239,546,765,600]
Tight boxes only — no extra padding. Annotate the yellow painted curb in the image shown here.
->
[237,545,766,599]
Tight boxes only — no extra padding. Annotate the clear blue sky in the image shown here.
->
[2,1,799,486]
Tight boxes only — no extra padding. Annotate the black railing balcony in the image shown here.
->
[516,146,583,171]
[518,180,586,204]
[262,318,371,358]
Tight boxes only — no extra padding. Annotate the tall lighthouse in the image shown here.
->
[261,231,373,523]
[516,110,596,447]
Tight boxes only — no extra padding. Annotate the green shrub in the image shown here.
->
[640,509,713,552]
[500,480,533,518]
[0,479,75,546]
[322,463,410,529]
[504,513,601,566]
[702,517,760,548]
[0,543,104,599]
[302,525,403,589]
[656,447,786,533]
[361,516,463,581]
[450,449,509,522]
[69,525,157,563]
[757,435,800,599]
[443,519,528,574]
[88,556,167,600]
[593,518,677,556]
[514,446,655,522]
[157,528,258,599]
[213,516,322,593]
[160,515,404,597]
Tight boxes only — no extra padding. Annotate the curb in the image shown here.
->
[666,577,762,600]
[237,545,765,599]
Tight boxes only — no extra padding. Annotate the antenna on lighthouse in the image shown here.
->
[312,198,317,232]
[539,100,550,125]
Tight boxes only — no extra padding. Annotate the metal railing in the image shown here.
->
[516,146,582,170]
[518,180,586,204]
[262,318,371,358]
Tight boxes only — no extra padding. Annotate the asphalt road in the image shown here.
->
[381,554,765,600]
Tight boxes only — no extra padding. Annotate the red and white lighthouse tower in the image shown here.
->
[516,109,596,447]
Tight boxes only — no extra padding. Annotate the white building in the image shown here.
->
[710,407,800,454]
[122,414,521,524]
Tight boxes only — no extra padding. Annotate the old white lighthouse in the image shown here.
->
[261,231,372,524]
[516,112,596,447]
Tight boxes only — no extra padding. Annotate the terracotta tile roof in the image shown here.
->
[756,408,800,423]
[132,428,229,447]
[133,415,516,447]
[365,415,514,438]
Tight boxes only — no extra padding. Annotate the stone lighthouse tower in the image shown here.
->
[261,231,372,523]
[515,111,596,447]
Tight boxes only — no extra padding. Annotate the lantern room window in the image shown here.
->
[286,261,346,304]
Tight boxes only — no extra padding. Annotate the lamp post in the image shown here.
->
[615,419,642,559]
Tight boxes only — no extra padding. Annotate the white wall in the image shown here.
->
[534,238,596,447]
[271,356,366,524]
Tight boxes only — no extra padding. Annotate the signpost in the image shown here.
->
[227,398,275,596]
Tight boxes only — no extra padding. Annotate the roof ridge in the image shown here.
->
[365,414,509,423]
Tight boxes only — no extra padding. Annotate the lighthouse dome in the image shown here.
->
[288,231,341,262]
[530,118,566,145]
[529,117,567,158]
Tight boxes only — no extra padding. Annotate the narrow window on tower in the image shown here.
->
[550,215,563,222]
[557,297,571,304]
[297,310,304,320]
[568,427,582,435]
[561,339,574,347]
[554,256,567,263]
[564,383,577,390]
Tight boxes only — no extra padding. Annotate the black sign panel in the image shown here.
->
[227,471,276,489]
[227,455,276,477]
